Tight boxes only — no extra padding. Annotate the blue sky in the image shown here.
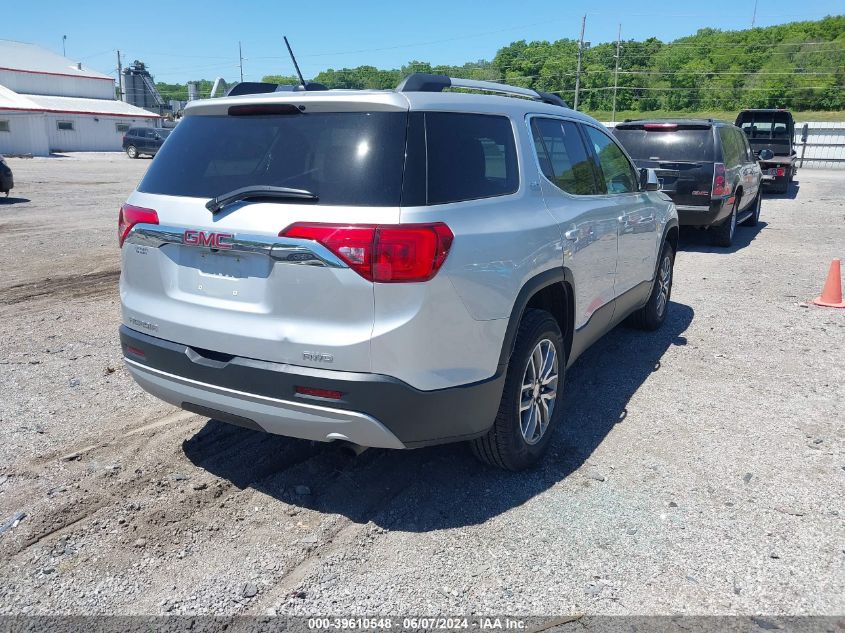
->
[4,0,842,84]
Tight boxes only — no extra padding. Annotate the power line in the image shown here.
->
[574,70,842,76]
[573,85,845,92]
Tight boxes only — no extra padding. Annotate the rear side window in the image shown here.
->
[424,113,518,205]
[718,127,744,166]
[613,126,714,162]
[584,126,638,194]
[138,112,408,206]
[530,118,597,195]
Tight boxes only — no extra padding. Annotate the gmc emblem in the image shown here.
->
[183,230,233,250]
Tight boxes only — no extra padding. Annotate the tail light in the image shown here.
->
[280,222,454,283]
[712,163,728,196]
[776,167,785,177]
[118,204,159,247]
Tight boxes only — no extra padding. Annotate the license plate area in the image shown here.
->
[176,247,272,303]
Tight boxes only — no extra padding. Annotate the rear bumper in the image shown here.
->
[675,198,732,227]
[760,161,794,184]
[120,326,504,448]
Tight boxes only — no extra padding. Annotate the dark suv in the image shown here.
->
[122,127,171,159]
[613,119,762,247]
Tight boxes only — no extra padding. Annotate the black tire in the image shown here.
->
[741,192,761,227]
[126,145,139,159]
[630,241,675,331]
[471,309,564,471]
[710,199,737,247]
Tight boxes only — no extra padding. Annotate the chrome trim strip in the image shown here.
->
[125,223,347,268]
[675,204,712,212]
[124,357,365,417]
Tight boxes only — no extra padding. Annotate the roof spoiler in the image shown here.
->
[396,73,568,108]
[225,81,328,97]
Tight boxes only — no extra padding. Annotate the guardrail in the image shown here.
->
[795,122,845,169]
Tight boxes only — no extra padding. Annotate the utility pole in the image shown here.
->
[751,0,758,27]
[117,50,125,102]
[239,41,244,83]
[611,24,622,123]
[573,15,586,111]
[62,35,67,57]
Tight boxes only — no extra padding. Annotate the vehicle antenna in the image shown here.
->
[283,36,307,88]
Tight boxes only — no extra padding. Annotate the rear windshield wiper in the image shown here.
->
[206,185,318,214]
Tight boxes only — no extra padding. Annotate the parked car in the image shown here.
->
[0,155,12,196]
[613,119,762,247]
[735,108,798,194]
[122,127,171,159]
[117,73,678,470]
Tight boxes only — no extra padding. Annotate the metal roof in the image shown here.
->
[0,87,160,118]
[0,39,113,81]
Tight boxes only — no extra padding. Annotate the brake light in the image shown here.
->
[118,204,159,247]
[280,222,454,282]
[644,123,678,130]
[776,167,785,177]
[712,163,727,196]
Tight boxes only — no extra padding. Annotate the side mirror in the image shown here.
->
[801,123,809,142]
[640,168,659,191]
[758,149,774,161]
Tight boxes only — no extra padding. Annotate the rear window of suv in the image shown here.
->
[138,109,519,207]
[612,124,714,162]
[137,111,408,206]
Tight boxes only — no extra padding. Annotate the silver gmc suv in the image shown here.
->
[119,73,678,470]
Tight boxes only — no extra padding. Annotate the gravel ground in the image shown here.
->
[0,154,843,616]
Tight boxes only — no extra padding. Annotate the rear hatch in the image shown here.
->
[613,122,715,207]
[120,94,410,373]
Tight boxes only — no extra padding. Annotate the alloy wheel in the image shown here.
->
[519,339,558,445]
[656,253,672,318]
[729,205,737,240]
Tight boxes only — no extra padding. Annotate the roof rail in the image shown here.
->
[396,73,568,108]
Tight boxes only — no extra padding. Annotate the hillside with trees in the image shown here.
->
[159,16,845,113]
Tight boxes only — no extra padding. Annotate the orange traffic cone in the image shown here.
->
[813,258,845,308]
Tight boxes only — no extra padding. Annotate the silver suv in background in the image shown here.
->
[118,74,678,470]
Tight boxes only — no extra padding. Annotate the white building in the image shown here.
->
[0,39,160,156]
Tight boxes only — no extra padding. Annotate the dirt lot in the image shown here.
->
[0,154,843,616]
